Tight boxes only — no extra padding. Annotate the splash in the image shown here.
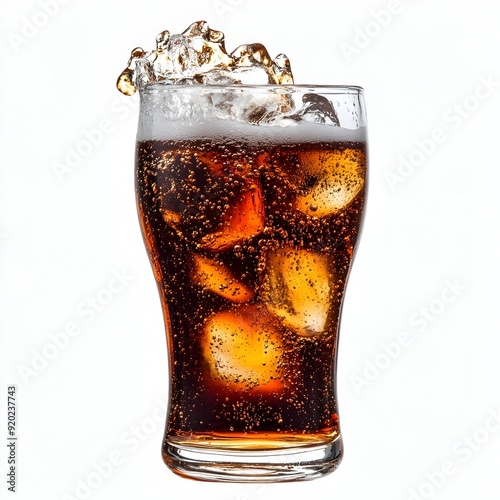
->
[116,21,294,96]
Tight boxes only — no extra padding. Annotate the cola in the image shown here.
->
[120,20,368,481]
[136,134,366,464]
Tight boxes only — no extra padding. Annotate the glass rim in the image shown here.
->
[140,83,364,95]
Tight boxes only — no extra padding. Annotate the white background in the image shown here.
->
[1,0,499,499]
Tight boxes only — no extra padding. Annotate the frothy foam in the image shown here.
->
[137,115,366,143]
[137,84,364,142]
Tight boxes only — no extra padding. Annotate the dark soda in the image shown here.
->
[135,138,367,452]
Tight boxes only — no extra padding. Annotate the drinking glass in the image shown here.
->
[135,84,367,482]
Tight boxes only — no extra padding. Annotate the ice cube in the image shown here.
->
[134,58,156,91]
[291,94,340,125]
[200,69,238,85]
[161,208,181,229]
[165,21,234,80]
[191,253,254,303]
[201,305,284,391]
[230,46,294,85]
[231,67,272,85]
[294,149,366,217]
[116,47,146,96]
[156,30,170,51]
[269,54,294,85]
[150,30,170,76]
[231,43,272,67]
[229,43,273,85]
[200,182,265,252]
[262,248,333,337]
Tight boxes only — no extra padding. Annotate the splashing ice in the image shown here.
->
[117,21,294,95]
[117,21,341,127]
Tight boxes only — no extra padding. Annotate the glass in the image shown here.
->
[135,84,368,482]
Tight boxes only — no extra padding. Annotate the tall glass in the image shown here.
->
[135,84,367,482]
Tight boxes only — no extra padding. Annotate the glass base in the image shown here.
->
[162,437,343,482]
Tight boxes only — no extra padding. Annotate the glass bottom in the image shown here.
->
[162,436,343,482]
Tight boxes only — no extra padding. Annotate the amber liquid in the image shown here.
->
[136,138,366,452]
